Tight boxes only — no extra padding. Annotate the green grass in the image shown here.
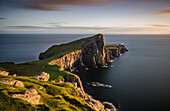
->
[0,75,95,111]
[104,44,118,49]
[0,34,104,111]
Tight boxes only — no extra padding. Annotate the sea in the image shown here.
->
[0,34,170,111]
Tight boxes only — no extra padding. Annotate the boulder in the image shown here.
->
[103,102,117,111]
[0,70,9,76]
[12,94,40,104]
[14,81,24,87]
[22,89,38,95]
[33,72,50,81]
[0,80,24,87]
[12,74,17,77]
[0,80,16,85]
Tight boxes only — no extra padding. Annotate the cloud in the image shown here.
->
[155,9,170,15]
[0,0,119,11]
[2,25,170,34]
[7,25,110,30]
[0,17,6,20]
[149,24,170,27]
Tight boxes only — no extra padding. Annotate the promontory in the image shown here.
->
[0,34,128,111]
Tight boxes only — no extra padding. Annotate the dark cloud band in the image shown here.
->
[155,9,170,15]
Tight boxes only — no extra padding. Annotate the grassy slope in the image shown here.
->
[0,34,102,111]
[0,75,95,111]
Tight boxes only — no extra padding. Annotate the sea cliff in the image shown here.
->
[40,34,128,71]
[0,34,128,111]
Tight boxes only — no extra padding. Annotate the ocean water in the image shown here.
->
[0,34,170,111]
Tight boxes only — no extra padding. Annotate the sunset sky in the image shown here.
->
[0,0,170,34]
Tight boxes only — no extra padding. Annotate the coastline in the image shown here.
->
[0,34,128,111]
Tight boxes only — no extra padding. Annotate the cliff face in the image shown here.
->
[82,34,105,68]
[41,34,128,71]
[48,34,106,71]
[49,50,84,71]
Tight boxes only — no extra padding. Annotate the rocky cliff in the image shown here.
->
[40,34,127,72]
[48,34,106,71]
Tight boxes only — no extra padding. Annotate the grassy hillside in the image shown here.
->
[0,34,104,111]
[0,75,95,111]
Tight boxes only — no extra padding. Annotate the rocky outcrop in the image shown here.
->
[49,50,84,71]
[103,102,117,111]
[0,80,24,87]
[65,75,115,111]
[22,89,38,95]
[87,82,112,88]
[33,72,50,81]
[12,89,40,104]
[88,99,105,111]
[65,75,89,100]
[0,70,9,76]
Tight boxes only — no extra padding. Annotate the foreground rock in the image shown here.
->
[103,102,117,111]
[22,89,38,95]
[0,80,24,87]
[0,70,9,76]
[87,82,112,88]
[12,89,40,104]
[65,75,89,100]
[33,72,50,81]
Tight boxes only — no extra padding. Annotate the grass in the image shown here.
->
[104,44,118,50]
[0,75,95,111]
[0,34,104,111]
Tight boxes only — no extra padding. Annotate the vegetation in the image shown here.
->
[0,75,95,111]
[104,44,118,50]
[0,34,104,111]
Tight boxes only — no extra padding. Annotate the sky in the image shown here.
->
[0,0,170,34]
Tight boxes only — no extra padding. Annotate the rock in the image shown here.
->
[58,80,64,83]
[33,72,50,81]
[22,89,38,95]
[0,80,16,85]
[0,70,9,76]
[0,80,24,87]
[105,108,111,111]
[103,102,117,111]
[38,86,43,90]
[87,82,112,88]
[10,87,16,89]
[14,81,24,87]
[72,82,77,88]
[12,74,17,77]
[88,99,105,111]
[65,75,89,100]
[12,94,40,104]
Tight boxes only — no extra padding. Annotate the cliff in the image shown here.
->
[40,34,127,71]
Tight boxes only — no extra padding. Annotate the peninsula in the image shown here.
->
[0,34,128,111]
